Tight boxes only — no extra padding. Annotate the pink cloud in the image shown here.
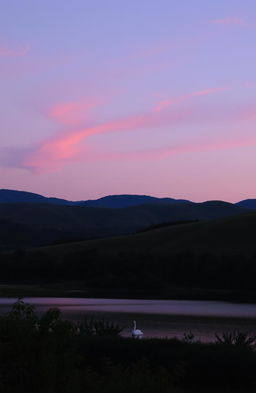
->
[235,105,256,123]
[108,34,208,67]
[0,43,31,57]
[49,98,103,125]
[3,131,256,173]
[20,96,239,172]
[124,44,172,62]
[8,88,236,172]
[22,109,191,172]
[191,87,227,96]
[93,136,256,162]
[210,18,247,26]
[159,136,256,158]
[154,86,226,112]
[0,52,73,79]
[107,44,173,67]
[1,87,248,173]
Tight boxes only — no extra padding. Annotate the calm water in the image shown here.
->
[1,297,256,342]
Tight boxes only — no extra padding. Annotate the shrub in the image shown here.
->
[77,317,124,336]
[215,330,256,348]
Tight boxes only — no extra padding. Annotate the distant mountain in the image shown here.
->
[2,189,256,211]
[0,189,71,205]
[236,199,256,209]
[0,200,249,249]
[0,189,189,208]
[80,194,190,208]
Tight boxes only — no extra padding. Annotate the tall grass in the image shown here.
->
[1,299,256,393]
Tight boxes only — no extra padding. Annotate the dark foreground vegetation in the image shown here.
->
[1,299,256,393]
[0,199,248,249]
[1,210,256,301]
[2,247,256,301]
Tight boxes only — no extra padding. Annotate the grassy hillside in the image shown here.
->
[1,212,256,300]
[37,210,256,257]
[0,200,248,248]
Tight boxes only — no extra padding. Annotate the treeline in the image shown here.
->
[136,219,199,233]
[1,299,256,393]
[1,248,256,294]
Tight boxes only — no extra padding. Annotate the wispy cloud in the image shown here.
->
[106,44,173,67]
[0,43,31,57]
[0,52,73,79]
[49,98,103,125]
[22,109,190,172]
[122,44,172,62]
[236,104,256,122]
[0,86,244,173]
[93,136,256,163]
[2,132,256,173]
[154,87,227,112]
[0,146,36,169]
[210,18,248,26]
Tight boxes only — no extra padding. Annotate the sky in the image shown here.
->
[1,0,256,202]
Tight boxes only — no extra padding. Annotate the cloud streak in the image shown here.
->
[210,18,248,26]
[154,87,227,112]
[49,98,103,125]
[91,136,256,163]
[0,85,242,173]
[2,133,256,173]
[0,43,31,57]
[22,109,191,172]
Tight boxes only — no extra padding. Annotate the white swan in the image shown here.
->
[131,320,143,339]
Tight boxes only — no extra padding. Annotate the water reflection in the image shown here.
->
[1,298,256,342]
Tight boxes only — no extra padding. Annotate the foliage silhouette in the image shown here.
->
[215,330,256,348]
[1,300,256,392]
[78,317,124,336]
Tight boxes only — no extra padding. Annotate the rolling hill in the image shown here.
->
[2,211,256,299]
[0,200,249,248]
[0,189,71,205]
[0,189,189,208]
[81,194,190,208]
[36,210,256,258]
[236,199,256,209]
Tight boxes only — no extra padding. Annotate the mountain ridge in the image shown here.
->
[0,189,190,208]
[0,199,249,249]
[236,199,256,209]
[1,188,254,208]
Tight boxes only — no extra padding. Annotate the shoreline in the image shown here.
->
[1,283,256,304]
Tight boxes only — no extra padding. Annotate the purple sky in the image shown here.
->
[1,0,256,202]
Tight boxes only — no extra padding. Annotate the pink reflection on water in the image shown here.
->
[1,298,256,342]
[0,298,256,318]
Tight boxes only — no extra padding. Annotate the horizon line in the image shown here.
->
[0,187,254,205]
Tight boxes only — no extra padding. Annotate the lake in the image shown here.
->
[1,297,256,342]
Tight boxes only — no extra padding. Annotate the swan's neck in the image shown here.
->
[133,321,136,330]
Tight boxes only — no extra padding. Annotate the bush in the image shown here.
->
[1,300,256,392]
[215,330,256,348]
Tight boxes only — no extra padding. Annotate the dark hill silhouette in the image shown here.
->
[0,189,189,208]
[4,211,255,298]
[81,194,189,208]
[0,189,71,205]
[236,199,256,209]
[37,211,256,258]
[2,188,255,210]
[0,200,249,248]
